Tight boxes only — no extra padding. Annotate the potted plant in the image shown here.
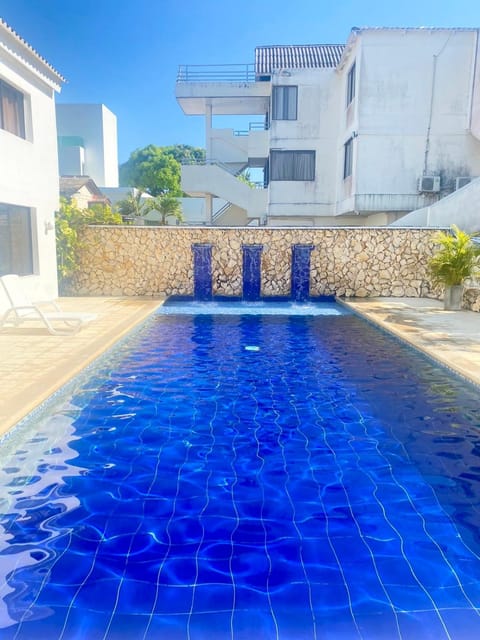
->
[428,225,480,310]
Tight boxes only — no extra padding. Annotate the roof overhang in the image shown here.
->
[0,19,65,92]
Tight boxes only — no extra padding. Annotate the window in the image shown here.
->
[343,138,353,179]
[0,80,26,138]
[270,151,315,181]
[346,62,356,107]
[272,86,297,120]
[0,203,33,276]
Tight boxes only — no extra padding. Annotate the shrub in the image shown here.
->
[55,199,122,293]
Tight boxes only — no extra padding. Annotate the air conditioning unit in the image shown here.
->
[454,176,472,190]
[418,175,440,193]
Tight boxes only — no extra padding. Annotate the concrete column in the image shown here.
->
[205,102,213,226]
[205,193,213,225]
[205,101,212,162]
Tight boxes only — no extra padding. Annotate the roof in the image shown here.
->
[0,18,65,85]
[60,176,106,199]
[255,45,345,74]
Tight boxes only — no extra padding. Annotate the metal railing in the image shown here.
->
[177,64,256,83]
[234,121,269,136]
[212,202,232,222]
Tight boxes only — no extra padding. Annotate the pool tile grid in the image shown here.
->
[2,309,480,638]
[1,358,478,637]
[320,400,480,639]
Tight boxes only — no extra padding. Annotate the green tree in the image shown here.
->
[119,145,183,196]
[237,169,255,188]
[162,144,205,164]
[147,194,184,225]
[55,198,122,292]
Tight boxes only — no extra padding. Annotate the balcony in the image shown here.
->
[176,64,271,115]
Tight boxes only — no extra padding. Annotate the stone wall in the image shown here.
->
[73,226,441,300]
[464,287,480,312]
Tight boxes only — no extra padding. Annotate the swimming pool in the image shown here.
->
[1,301,480,639]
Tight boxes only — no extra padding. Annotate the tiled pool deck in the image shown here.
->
[0,295,478,437]
[0,296,164,436]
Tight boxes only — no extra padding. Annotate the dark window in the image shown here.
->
[343,138,353,179]
[0,203,33,276]
[346,62,356,107]
[270,150,315,181]
[272,86,298,120]
[0,80,26,139]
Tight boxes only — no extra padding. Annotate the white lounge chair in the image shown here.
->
[0,274,97,336]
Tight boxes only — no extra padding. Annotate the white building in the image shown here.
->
[176,27,480,226]
[56,103,119,188]
[0,18,64,299]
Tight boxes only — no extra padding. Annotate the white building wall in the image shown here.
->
[470,33,480,140]
[268,68,341,217]
[268,29,480,222]
[0,31,62,299]
[56,103,119,187]
[342,30,480,211]
[101,105,119,187]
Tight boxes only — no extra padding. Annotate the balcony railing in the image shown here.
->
[234,121,269,136]
[177,64,256,83]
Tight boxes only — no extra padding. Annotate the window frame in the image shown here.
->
[343,137,354,179]
[272,85,298,121]
[0,203,34,276]
[346,62,356,107]
[270,150,315,181]
[0,79,26,139]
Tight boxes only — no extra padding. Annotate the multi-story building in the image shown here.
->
[0,18,64,298]
[56,103,119,188]
[176,27,480,226]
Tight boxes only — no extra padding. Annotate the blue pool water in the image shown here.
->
[1,302,480,639]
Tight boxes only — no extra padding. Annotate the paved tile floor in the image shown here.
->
[0,295,478,437]
[0,296,163,435]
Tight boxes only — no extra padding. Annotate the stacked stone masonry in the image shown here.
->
[73,226,479,311]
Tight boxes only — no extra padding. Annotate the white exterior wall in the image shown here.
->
[268,68,341,217]
[338,29,480,216]
[267,30,480,222]
[470,33,480,140]
[0,24,63,299]
[101,105,119,187]
[56,103,119,187]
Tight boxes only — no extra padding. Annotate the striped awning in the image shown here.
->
[255,45,345,74]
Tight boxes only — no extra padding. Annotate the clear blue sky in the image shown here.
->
[1,0,479,163]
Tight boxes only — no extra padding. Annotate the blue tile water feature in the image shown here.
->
[192,244,213,300]
[1,301,480,639]
[291,244,314,301]
[242,244,263,301]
